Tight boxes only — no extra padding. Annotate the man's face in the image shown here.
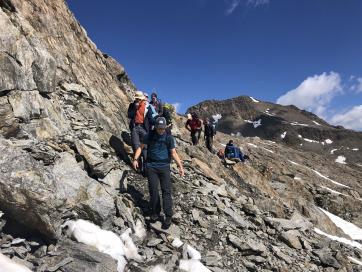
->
[156,128,166,135]
[152,95,157,102]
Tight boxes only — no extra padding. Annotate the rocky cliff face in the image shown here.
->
[0,1,362,272]
[187,96,362,169]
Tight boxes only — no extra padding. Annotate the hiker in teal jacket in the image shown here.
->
[133,117,184,229]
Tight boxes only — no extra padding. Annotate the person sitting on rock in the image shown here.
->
[185,113,202,145]
[132,117,184,229]
[224,140,249,162]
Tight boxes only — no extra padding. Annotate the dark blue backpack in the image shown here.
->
[147,131,174,163]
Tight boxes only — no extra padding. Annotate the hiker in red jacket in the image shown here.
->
[185,113,202,145]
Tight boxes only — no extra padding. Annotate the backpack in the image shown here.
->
[134,101,146,124]
[146,103,158,125]
[212,122,217,136]
[147,131,174,163]
[189,118,202,131]
[162,105,172,125]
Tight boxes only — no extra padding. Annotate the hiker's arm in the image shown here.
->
[171,149,184,177]
[127,103,134,119]
[158,101,163,115]
[185,123,191,132]
[132,144,145,169]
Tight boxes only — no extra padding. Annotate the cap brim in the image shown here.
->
[155,125,167,129]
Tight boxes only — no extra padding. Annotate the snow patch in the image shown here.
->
[288,160,349,188]
[184,245,202,260]
[319,208,362,240]
[319,185,344,196]
[348,256,362,266]
[134,219,146,240]
[253,119,262,128]
[250,96,259,103]
[244,119,262,128]
[303,138,319,143]
[325,139,333,144]
[352,148,359,151]
[172,237,184,248]
[330,149,338,154]
[294,177,302,180]
[179,260,211,272]
[0,253,32,272]
[281,131,287,139]
[291,122,309,127]
[62,219,142,272]
[298,135,302,138]
[263,148,274,153]
[212,114,222,122]
[150,265,168,272]
[265,108,276,116]
[312,121,322,126]
[247,143,258,148]
[288,160,301,166]
[312,169,350,188]
[314,228,362,250]
[335,156,347,164]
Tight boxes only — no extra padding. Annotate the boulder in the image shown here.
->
[228,234,267,256]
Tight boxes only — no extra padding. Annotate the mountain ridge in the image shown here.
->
[187,95,362,169]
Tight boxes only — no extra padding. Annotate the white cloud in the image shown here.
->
[172,102,181,113]
[225,0,241,15]
[276,72,342,117]
[224,0,268,15]
[247,0,270,7]
[330,105,362,130]
[350,77,362,93]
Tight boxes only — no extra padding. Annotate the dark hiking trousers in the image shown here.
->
[205,136,213,152]
[191,129,201,145]
[131,124,147,157]
[147,165,172,217]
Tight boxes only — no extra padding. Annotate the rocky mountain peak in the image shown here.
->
[0,1,362,271]
[187,95,362,169]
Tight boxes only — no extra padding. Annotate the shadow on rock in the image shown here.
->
[109,134,131,165]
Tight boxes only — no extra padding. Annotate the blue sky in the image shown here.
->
[66,0,362,130]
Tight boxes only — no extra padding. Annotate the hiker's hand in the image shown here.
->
[178,166,184,177]
[133,160,139,170]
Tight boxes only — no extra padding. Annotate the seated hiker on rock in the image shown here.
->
[185,112,202,145]
[133,117,184,229]
[224,140,249,162]
[204,118,216,153]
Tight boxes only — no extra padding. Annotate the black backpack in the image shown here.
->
[162,106,172,125]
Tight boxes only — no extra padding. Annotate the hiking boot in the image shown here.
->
[162,216,172,230]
